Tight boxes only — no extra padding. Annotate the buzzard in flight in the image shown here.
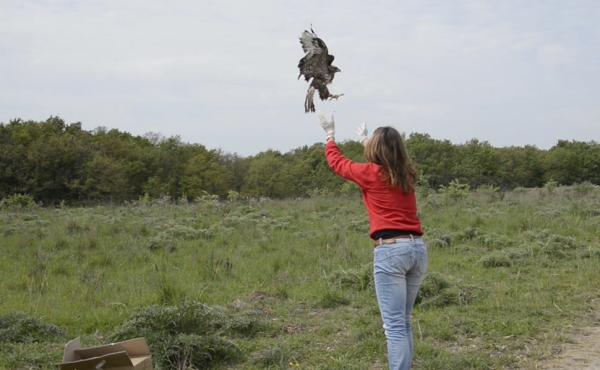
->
[298,29,343,113]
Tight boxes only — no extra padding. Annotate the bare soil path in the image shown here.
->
[535,325,600,369]
[534,301,600,370]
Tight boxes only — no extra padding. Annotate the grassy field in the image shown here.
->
[1,184,600,369]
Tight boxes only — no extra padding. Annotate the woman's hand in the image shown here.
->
[356,122,368,146]
[318,113,335,141]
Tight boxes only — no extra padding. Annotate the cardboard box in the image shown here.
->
[58,337,154,370]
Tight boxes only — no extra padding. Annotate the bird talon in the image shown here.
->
[328,93,344,101]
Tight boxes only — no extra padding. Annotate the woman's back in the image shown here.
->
[325,140,423,239]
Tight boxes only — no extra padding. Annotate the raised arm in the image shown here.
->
[317,114,374,188]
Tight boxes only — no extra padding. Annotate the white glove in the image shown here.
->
[318,113,335,141]
[356,122,368,145]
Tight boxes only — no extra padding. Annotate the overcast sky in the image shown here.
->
[1,1,599,155]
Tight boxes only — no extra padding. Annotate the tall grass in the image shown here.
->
[1,185,599,369]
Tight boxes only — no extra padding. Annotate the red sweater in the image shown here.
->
[325,140,423,239]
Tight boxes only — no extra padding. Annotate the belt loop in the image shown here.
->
[410,234,414,242]
[378,238,382,246]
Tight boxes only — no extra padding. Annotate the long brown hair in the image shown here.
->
[364,126,417,193]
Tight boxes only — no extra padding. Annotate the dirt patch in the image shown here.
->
[535,325,600,369]
[535,301,600,370]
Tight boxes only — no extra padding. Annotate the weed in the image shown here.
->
[154,264,185,305]
[65,219,86,234]
[206,251,233,279]
[26,249,49,295]
[251,346,295,368]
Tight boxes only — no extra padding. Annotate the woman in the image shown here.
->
[318,114,428,370]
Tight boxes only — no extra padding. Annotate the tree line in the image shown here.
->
[1,117,599,204]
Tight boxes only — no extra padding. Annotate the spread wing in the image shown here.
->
[299,30,328,56]
[298,28,341,112]
[298,30,332,82]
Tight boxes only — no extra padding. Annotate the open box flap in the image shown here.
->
[74,338,151,358]
[62,337,82,362]
[58,351,132,370]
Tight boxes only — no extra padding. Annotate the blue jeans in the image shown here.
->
[373,237,428,370]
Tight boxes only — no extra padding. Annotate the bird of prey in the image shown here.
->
[298,28,343,113]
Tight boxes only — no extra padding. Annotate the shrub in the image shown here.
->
[113,302,228,341]
[227,190,241,202]
[541,234,583,259]
[317,291,350,309]
[147,232,176,252]
[161,333,243,369]
[329,264,372,291]
[475,184,503,202]
[480,252,512,268]
[195,191,220,206]
[0,342,65,370]
[416,273,481,308]
[424,287,462,307]
[504,248,532,265]
[476,233,513,249]
[112,302,270,369]
[428,237,451,248]
[455,226,479,241]
[543,180,558,196]
[525,230,586,259]
[439,179,470,203]
[573,181,597,196]
[0,312,66,344]
[167,224,201,240]
[424,230,453,248]
[224,311,272,337]
[0,194,38,210]
[416,273,450,305]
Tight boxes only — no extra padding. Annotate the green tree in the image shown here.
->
[496,146,545,188]
[454,139,500,187]
[545,140,600,185]
[182,150,233,198]
[243,151,290,198]
[82,154,130,201]
[406,133,458,188]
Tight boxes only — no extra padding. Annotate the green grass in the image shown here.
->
[1,185,599,369]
